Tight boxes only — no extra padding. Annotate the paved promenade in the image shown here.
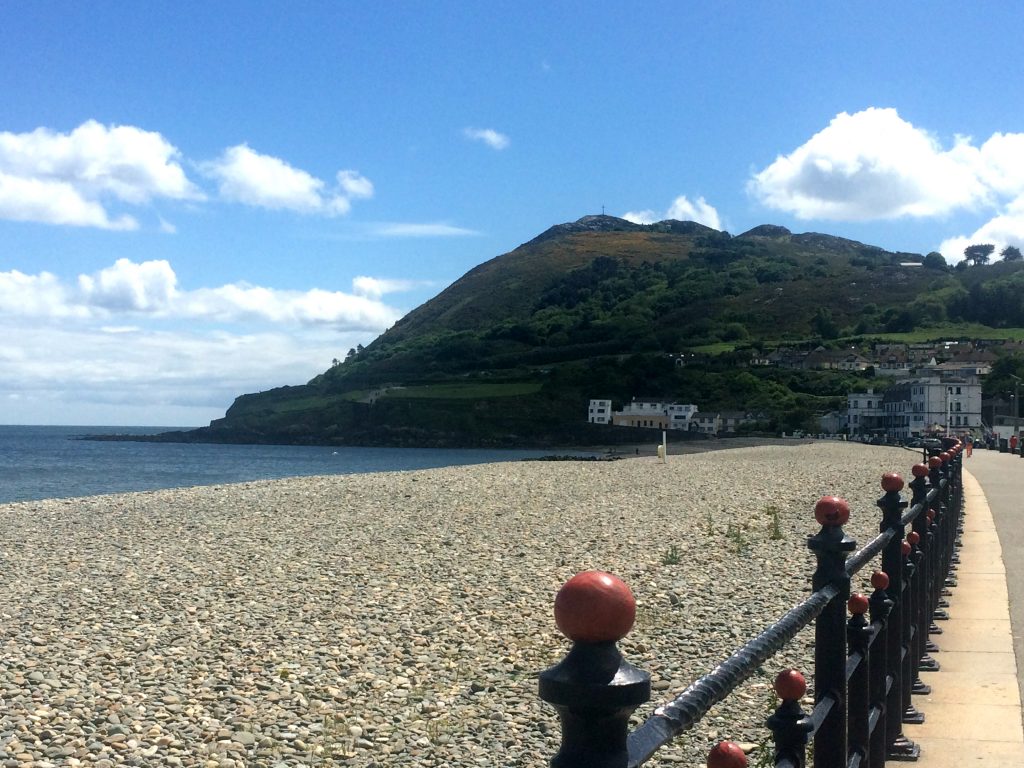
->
[903,450,1024,765]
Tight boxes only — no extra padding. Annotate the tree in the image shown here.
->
[923,251,948,270]
[1001,245,1023,262]
[964,243,995,266]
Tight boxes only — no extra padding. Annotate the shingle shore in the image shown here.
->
[0,443,919,767]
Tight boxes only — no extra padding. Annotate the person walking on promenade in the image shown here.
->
[966,436,973,457]
[1011,433,1019,455]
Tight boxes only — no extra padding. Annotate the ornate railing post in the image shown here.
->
[878,473,919,760]
[539,571,651,768]
[899,537,925,725]
[807,496,856,767]
[766,669,812,768]
[846,593,872,764]
[868,570,894,768]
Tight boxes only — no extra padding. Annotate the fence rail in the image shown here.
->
[539,439,964,768]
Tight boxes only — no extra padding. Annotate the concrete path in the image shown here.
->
[902,455,1024,765]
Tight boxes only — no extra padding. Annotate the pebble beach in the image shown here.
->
[0,442,921,767]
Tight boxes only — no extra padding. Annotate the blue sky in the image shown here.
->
[2,2,1023,425]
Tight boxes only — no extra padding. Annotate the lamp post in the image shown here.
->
[1011,374,1022,419]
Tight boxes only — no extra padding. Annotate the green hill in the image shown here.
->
[168,215,1024,446]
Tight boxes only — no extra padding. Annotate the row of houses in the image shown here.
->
[590,372,987,440]
[828,374,984,438]
[587,398,764,435]
[676,341,1000,378]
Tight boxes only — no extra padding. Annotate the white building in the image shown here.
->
[847,389,885,437]
[882,376,983,438]
[587,399,612,425]
[606,399,699,430]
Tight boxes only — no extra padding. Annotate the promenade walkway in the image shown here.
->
[902,451,1024,765]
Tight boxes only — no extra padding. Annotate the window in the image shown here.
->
[956,403,961,412]
[956,387,962,395]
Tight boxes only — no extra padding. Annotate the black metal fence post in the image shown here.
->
[868,570,894,768]
[807,495,856,767]
[846,592,872,764]
[877,473,919,760]
[539,571,651,768]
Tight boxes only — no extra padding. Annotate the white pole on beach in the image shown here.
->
[661,430,667,464]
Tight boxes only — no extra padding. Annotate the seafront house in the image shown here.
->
[882,376,983,439]
[609,398,699,430]
[587,399,612,425]
[847,389,885,438]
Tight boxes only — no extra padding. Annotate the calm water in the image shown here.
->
[0,425,563,504]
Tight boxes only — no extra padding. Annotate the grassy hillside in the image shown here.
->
[178,216,1024,446]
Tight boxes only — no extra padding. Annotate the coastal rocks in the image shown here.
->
[0,443,911,766]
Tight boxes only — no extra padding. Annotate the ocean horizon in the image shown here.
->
[0,425,567,504]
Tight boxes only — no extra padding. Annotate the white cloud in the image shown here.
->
[939,196,1024,262]
[463,127,510,150]
[0,259,403,331]
[0,172,138,230]
[0,269,87,319]
[182,284,400,329]
[623,195,722,230]
[337,170,374,199]
[78,258,178,312]
[351,276,429,299]
[202,144,372,215]
[0,322,369,425]
[371,222,479,237]
[621,209,658,225]
[749,108,1024,263]
[0,120,200,229]
[0,260,411,424]
[749,107,1007,220]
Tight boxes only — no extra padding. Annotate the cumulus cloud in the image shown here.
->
[202,144,372,215]
[749,108,989,220]
[463,127,510,150]
[747,107,1024,223]
[0,322,369,425]
[623,195,722,230]
[749,108,1024,263]
[0,269,87,319]
[0,120,200,229]
[0,259,410,422]
[939,196,1024,262]
[78,259,178,312]
[181,284,399,329]
[0,259,403,330]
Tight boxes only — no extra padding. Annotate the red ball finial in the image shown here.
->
[871,570,889,590]
[939,451,951,463]
[554,571,636,643]
[927,508,935,522]
[848,593,869,615]
[814,496,850,527]
[907,531,920,545]
[707,741,748,768]
[881,472,904,492]
[774,668,807,701]
[901,541,912,557]
[928,456,942,470]
[911,463,928,478]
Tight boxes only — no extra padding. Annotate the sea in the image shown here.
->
[0,425,567,504]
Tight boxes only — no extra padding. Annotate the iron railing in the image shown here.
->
[539,439,964,768]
